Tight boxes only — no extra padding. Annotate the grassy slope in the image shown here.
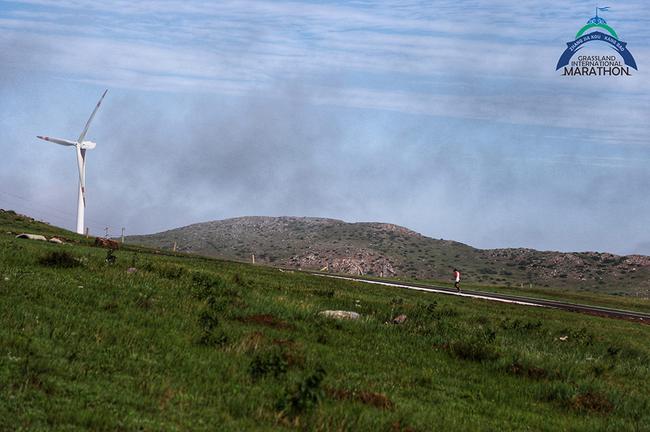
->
[348,273,650,315]
[1,215,650,431]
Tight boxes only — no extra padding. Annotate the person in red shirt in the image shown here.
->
[453,268,461,292]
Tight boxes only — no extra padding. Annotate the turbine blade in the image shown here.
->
[37,136,77,146]
[77,89,108,143]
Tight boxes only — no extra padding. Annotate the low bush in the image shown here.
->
[571,390,614,414]
[191,271,237,300]
[196,305,228,347]
[311,289,335,298]
[449,326,498,362]
[249,348,288,381]
[156,263,186,279]
[450,340,498,362]
[278,366,326,418]
[506,360,549,380]
[38,251,81,268]
[500,318,543,333]
[198,329,229,347]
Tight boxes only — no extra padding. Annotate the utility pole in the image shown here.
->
[85,227,89,238]
[104,227,109,238]
[121,227,125,243]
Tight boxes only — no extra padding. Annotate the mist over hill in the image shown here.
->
[126,216,650,296]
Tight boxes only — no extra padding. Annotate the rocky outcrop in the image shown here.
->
[288,251,396,277]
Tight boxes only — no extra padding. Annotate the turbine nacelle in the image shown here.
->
[80,141,96,150]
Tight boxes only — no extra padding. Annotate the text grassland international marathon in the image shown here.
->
[562,55,630,76]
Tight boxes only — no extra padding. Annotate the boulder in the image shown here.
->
[319,310,360,320]
[15,233,47,241]
[392,314,407,324]
[48,237,64,244]
[126,267,138,274]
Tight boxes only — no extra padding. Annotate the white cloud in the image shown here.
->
[2,0,649,253]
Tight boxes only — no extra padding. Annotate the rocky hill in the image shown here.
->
[125,216,650,296]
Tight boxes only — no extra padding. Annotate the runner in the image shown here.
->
[453,268,461,292]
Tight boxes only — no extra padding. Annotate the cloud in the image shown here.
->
[1,0,649,255]
[3,0,650,129]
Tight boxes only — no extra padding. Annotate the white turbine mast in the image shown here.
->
[37,89,108,235]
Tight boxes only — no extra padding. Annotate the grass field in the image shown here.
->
[1,212,649,431]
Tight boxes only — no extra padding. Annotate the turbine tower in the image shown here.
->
[37,90,108,234]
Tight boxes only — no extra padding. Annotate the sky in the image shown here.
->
[0,0,649,255]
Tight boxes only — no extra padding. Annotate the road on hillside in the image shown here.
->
[309,273,650,324]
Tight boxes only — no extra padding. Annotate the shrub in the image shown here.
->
[278,367,326,418]
[39,251,81,268]
[432,307,459,320]
[571,390,613,414]
[390,297,404,306]
[135,291,155,309]
[450,340,498,362]
[198,308,219,332]
[231,273,248,287]
[196,306,229,347]
[500,319,543,333]
[198,330,229,347]
[410,302,438,324]
[249,348,288,381]
[139,261,155,272]
[449,327,498,362]
[156,263,186,279]
[191,271,231,300]
[312,289,335,298]
[506,360,549,380]
[539,382,573,405]
[539,384,614,414]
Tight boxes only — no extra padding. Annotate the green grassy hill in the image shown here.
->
[125,216,650,296]
[1,211,650,431]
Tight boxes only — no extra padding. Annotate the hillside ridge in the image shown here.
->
[126,216,650,296]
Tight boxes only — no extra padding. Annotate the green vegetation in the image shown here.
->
[357,273,650,315]
[1,212,650,431]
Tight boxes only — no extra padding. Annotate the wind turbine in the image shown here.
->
[37,89,108,235]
